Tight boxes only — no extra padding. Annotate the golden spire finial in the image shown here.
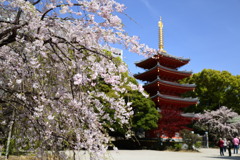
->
[158,17,167,53]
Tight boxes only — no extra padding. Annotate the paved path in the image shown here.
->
[66,148,240,160]
[108,148,239,160]
[2,148,240,160]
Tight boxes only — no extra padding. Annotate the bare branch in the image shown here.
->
[13,9,22,24]
[0,22,27,46]
[53,35,112,60]
[49,42,67,66]
[0,33,16,47]
[32,0,41,5]
[54,43,72,61]
[0,20,15,24]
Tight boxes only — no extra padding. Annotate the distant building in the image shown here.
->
[111,48,123,59]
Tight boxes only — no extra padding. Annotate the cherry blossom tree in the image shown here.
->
[0,0,156,159]
[196,106,240,139]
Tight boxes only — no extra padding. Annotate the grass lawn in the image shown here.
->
[0,156,37,160]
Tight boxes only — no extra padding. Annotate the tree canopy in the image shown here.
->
[130,90,159,132]
[181,69,240,113]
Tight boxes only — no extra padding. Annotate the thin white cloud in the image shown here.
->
[140,0,159,18]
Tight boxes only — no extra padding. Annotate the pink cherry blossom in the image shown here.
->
[197,106,240,138]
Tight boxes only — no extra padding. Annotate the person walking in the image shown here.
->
[218,138,224,156]
[232,136,239,154]
[227,139,233,156]
[223,138,227,152]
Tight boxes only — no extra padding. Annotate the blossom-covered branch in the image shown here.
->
[0,0,156,159]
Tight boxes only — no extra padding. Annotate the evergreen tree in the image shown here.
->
[181,69,240,113]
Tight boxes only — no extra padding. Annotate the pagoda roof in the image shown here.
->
[151,92,199,106]
[144,76,196,95]
[144,76,196,88]
[135,52,190,69]
[134,63,192,82]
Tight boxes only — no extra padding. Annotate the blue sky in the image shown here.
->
[116,0,240,76]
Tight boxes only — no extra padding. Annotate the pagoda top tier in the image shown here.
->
[135,53,190,69]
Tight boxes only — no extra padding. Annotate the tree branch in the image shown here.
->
[0,20,15,24]
[53,35,112,60]
[32,0,41,5]
[0,23,27,47]
[13,9,22,24]
[41,3,83,20]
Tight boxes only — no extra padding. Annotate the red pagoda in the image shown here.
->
[134,18,198,138]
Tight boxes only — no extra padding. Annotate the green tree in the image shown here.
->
[128,90,159,132]
[181,69,240,113]
[120,73,159,133]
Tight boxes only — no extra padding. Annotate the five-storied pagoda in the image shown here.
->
[134,18,198,138]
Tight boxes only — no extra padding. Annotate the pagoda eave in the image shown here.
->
[134,64,192,82]
[151,92,198,106]
[144,83,195,96]
[144,77,196,91]
[181,113,198,118]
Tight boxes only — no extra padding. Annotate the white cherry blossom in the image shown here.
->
[0,0,156,159]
